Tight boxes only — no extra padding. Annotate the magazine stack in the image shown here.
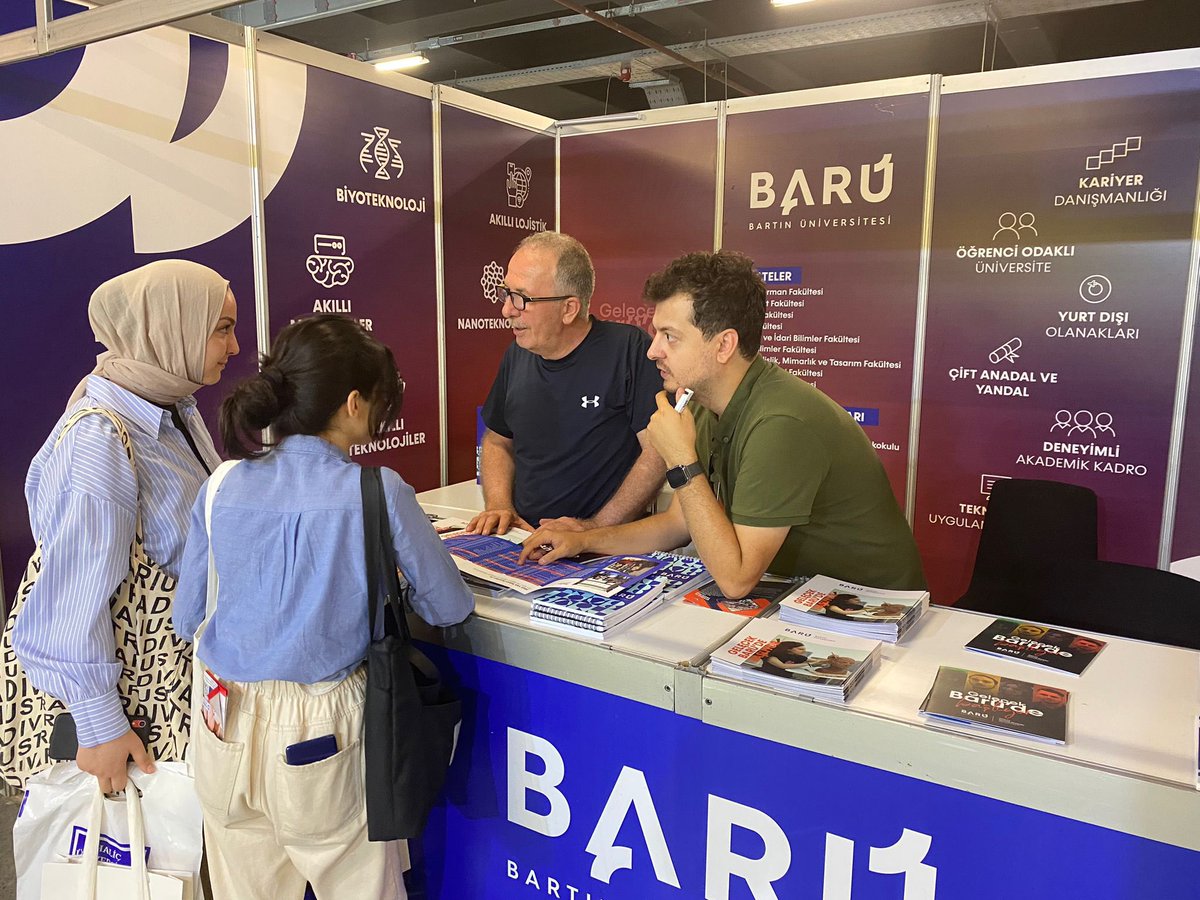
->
[777,575,928,641]
[708,618,882,704]
[528,577,666,641]
[919,666,1069,744]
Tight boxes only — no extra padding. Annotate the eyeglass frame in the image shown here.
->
[497,284,575,311]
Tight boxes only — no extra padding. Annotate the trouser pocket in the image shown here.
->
[270,739,365,844]
[193,720,253,825]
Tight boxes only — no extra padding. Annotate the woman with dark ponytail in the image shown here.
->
[174,316,473,900]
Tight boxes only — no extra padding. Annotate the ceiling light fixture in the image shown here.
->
[373,52,430,72]
[771,0,817,6]
[557,112,645,127]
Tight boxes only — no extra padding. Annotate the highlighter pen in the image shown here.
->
[673,388,694,413]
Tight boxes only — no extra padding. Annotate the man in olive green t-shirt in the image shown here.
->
[520,250,925,597]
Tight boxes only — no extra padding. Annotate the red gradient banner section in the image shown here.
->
[722,91,931,501]
[560,120,718,329]
[261,67,441,489]
[440,106,555,484]
[915,71,1200,603]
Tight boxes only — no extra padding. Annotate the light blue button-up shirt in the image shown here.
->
[16,376,221,748]
[174,434,473,683]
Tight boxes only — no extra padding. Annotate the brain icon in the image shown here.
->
[481,261,505,302]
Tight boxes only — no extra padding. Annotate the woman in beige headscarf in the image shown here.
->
[6,259,239,792]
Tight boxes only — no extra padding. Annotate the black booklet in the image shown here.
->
[964,618,1106,676]
[919,666,1068,744]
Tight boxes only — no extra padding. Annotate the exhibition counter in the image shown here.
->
[413,482,1200,899]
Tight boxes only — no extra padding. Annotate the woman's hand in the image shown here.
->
[76,728,155,793]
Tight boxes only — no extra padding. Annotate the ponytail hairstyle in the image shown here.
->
[220,315,403,459]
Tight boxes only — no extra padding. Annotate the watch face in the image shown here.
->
[667,466,687,489]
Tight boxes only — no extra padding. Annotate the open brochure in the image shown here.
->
[919,666,1069,745]
[529,577,667,638]
[709,618,881,703]
[964,618,1106,676]
[442,533,667,597]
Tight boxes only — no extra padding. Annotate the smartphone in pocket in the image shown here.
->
[285,734,338,766]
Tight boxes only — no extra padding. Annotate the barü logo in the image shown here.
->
[360,126,403,180]
[507,162,532,208]
[749,154,894,214]
[506,726,938,898]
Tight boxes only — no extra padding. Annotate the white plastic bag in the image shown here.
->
[13,762,203,900]
[40,779,186,899]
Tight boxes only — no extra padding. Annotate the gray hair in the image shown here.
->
[515,231,595,315]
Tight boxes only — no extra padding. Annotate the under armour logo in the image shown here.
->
[581,396,600,408]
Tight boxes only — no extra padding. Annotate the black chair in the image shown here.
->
[956,478,1098,615]
[984,559,1200,651]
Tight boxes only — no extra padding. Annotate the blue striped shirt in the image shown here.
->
[174,435,473,683]
[15,376,221,748]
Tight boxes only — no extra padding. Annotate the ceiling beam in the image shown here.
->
[450,0,1144,92]
[218,0,401,30]
[1,0,244,64]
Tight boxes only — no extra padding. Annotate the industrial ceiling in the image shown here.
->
[3,1,1199,120]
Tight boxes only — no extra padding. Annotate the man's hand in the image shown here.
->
[77,728,155,793]
[465,508,533,536]
[646,391,698,469]
[518,527,591,565]
[537,516,594,533]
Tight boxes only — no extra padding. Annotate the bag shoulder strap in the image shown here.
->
[360,466,412,644]
[196,459,240,646]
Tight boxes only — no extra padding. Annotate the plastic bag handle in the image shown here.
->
[77,771,152,900]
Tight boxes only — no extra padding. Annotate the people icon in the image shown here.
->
[1017,212,1038,239]
[993,212,1020,242]
[1067,410,1097,439]
[1051,410,1073,433]
[1094,412,1116,437]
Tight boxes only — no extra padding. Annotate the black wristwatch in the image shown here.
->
[666,461,704,490]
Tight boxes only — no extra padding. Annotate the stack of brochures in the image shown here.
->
[680,573,804,617]
[777,575,928,641]
[708,618,882,703]
[646,551,710,601]
[529,577,666,641]
[442,532,667,597]
[918,666,1069,745]
[964,618,1106,676]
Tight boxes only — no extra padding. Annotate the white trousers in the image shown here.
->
[192,665,408,900]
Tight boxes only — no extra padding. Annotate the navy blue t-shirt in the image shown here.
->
[482,318,662,523]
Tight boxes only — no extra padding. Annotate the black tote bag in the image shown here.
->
[361,466,462,842]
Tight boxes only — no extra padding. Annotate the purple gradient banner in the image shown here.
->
[560,121,717,330]
[0,30,258,602]
[1171,309,1200,580]
[261,66,440,489]
[915,70,1200,603]
[440,106,555,484]
[723,91,931,500]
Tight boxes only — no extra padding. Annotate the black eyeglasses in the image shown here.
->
[497,284,573,311]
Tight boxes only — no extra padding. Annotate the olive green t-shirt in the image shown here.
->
[692,356,925,590]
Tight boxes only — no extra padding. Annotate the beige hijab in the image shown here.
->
[68,259,230,408]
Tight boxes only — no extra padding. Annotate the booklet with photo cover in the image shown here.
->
[442,533,666,597]
[709,618,881,703]
[680,573,803,617]
[964,618,1107,676]
[919,666,1068,745]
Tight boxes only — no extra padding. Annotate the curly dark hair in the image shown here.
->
[642,250,766,359]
